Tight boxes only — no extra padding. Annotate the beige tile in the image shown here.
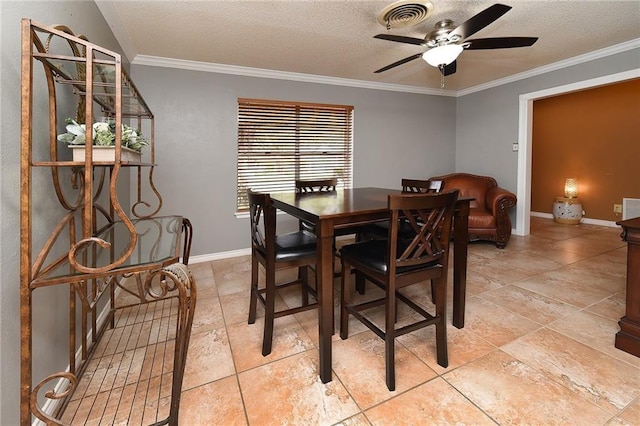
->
[219,290,253,326]
[179,376,247,425]
[227,314,315,372]
[333,413,372,425]
[548,310,640,369]
[365,377,495,425]
[503,328,640,413]
[238,350,359,425]
[617,397,640,424]
[182,327,236,390]
[515,273,614,308]
[190,293,225,333]
[398,322,496,374]
[463,270,504,295]
[586,292,627,321]
[479,284,579,325]
[444,350,612,424]
[467,258,537,285]
[462,296,540,346]
[212,256,252,296]
[332,330,437,409]
[546,265,626,295]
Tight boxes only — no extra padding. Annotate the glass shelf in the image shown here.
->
[33,54,152,118]
[32,215,184,286]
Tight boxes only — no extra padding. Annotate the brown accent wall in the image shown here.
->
[531,79,640,221]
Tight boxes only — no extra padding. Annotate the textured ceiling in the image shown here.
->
[97,0,640,92]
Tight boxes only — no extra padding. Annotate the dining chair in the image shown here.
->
[339,190,459,391]
[359,178,444,240]
[355,178,444,295]
[247,189,319,356]
[295,178,365,276]
[295,178,338,194]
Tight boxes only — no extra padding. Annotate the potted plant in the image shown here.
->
[57,118,148,162]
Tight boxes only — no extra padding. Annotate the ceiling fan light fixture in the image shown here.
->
[422,44,463,67]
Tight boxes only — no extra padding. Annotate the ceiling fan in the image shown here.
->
[374,3,538,76]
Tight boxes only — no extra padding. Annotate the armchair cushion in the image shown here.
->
[428,173,517,248]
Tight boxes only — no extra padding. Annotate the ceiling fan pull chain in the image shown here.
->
[439,65,445,91]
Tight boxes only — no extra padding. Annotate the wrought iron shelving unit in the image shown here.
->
[20,19,196,425]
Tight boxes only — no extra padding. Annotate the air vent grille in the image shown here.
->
[623,198,640,220]
[377,1,434,29]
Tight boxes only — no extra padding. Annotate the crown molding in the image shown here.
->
[129,39,639,98]
[131,55,457,97]
[457,38,640,96]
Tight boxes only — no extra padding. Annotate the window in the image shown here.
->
[236,98,353,211]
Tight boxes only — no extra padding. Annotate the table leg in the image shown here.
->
[452,202,469,329]
[317,230,334,383]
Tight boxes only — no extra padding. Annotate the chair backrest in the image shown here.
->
[401,178,443,194]
[295,178,338,193]
[247,189,276,255]
[387,190,459,271]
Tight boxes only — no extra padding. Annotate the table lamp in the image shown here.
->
[553,178,583,224]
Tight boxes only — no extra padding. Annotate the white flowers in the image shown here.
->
[57,118,148,152]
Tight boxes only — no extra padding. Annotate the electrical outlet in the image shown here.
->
[614,204,622,213]
[512,143,519,152]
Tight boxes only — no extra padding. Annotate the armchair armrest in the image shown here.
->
[486,186,517,248]
[485,187,517,215]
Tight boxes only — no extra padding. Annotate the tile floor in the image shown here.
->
[178,217,640,425]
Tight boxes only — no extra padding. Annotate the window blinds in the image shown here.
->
[237,98,353,210]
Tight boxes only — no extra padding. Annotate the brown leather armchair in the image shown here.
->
[429,173,517,248]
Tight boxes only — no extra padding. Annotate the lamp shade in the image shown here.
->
[422,44,463,66]
[564,178,578,198]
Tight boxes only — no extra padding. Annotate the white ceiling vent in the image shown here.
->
[623,198,640,220]
[377,0,434,29]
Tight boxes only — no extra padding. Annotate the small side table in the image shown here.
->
[553,197,583,224]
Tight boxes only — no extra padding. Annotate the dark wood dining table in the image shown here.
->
[270,187,471,383]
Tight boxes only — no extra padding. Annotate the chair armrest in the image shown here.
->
[485,187,517,215]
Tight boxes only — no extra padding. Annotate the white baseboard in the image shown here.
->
[189,234,355,264]
[189,248,251,264]
[530,211,619,228]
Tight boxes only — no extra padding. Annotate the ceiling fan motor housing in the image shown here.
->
[426,20,460,47]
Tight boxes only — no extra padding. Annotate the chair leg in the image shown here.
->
[355,271,366,295]
[299,266,309,306]
[385,286,397,391]
[248,253,259,324]
[340,260,350,340]
[262,268,276,356]
[434,277,448,368]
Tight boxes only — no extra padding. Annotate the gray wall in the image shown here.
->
[456,48,640,226]
[1,2,127,424]
[131,64,456,256]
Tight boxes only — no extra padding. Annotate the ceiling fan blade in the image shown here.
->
[465,37,538,49]
[448,3,512,41]
[374,34,425,46]
[374,53,423,73]
[440,60,457,76]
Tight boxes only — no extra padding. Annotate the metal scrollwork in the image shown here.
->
[30,372,78,425]
[148,264,193,299]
